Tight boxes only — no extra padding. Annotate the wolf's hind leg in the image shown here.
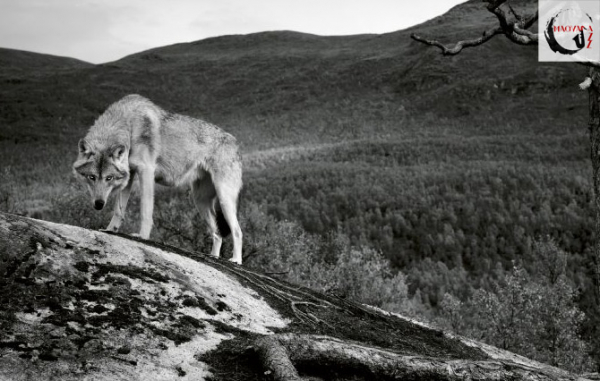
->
[192,175,222,258]
[105,174,135,232]
[214,182,242,265]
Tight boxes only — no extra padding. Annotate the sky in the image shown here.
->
[0,0,467,64]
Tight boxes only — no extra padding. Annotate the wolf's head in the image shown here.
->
[73,139,130,210]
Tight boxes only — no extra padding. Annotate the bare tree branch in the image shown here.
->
[410,28,503,56]
[523,10,538,29]
[410,1,600,67]
[489,2,512,32]
[485,1,536,45]
[513,25,538,40]
[505,30,539,45]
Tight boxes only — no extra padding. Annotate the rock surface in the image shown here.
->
[0,212,287,380]
[0,212,591,380]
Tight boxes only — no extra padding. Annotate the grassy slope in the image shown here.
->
[0,0,585,144]
[0,0,593,298]
[0,47,93,72]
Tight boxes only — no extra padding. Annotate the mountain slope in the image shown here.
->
[0,47,93,73]
[0,0,583,146]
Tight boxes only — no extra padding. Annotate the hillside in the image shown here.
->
[0,0,584,147]
[0,47,93,73]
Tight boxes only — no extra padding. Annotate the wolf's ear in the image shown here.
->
[78,139,93,155]
[111,145,127,161]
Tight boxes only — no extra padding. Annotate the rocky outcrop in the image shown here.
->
[0,212,591,380]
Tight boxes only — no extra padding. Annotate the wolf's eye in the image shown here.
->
[106,176,113,181]
[87,175,96,181]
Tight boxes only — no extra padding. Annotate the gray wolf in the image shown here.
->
[72,94,243,264]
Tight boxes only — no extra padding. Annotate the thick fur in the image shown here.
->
[73,94,244,264]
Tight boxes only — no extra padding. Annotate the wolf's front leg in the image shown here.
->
[137,166,155,239]
[105,175,135,232]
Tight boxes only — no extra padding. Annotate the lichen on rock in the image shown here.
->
[0,213,288,380]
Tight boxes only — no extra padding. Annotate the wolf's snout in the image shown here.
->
[94,200,105,210]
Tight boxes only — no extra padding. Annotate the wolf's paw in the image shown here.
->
[130,233,150,240]
[229,257,242,265]
[99,227,118,233]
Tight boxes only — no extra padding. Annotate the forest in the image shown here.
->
[2,123,597,372]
